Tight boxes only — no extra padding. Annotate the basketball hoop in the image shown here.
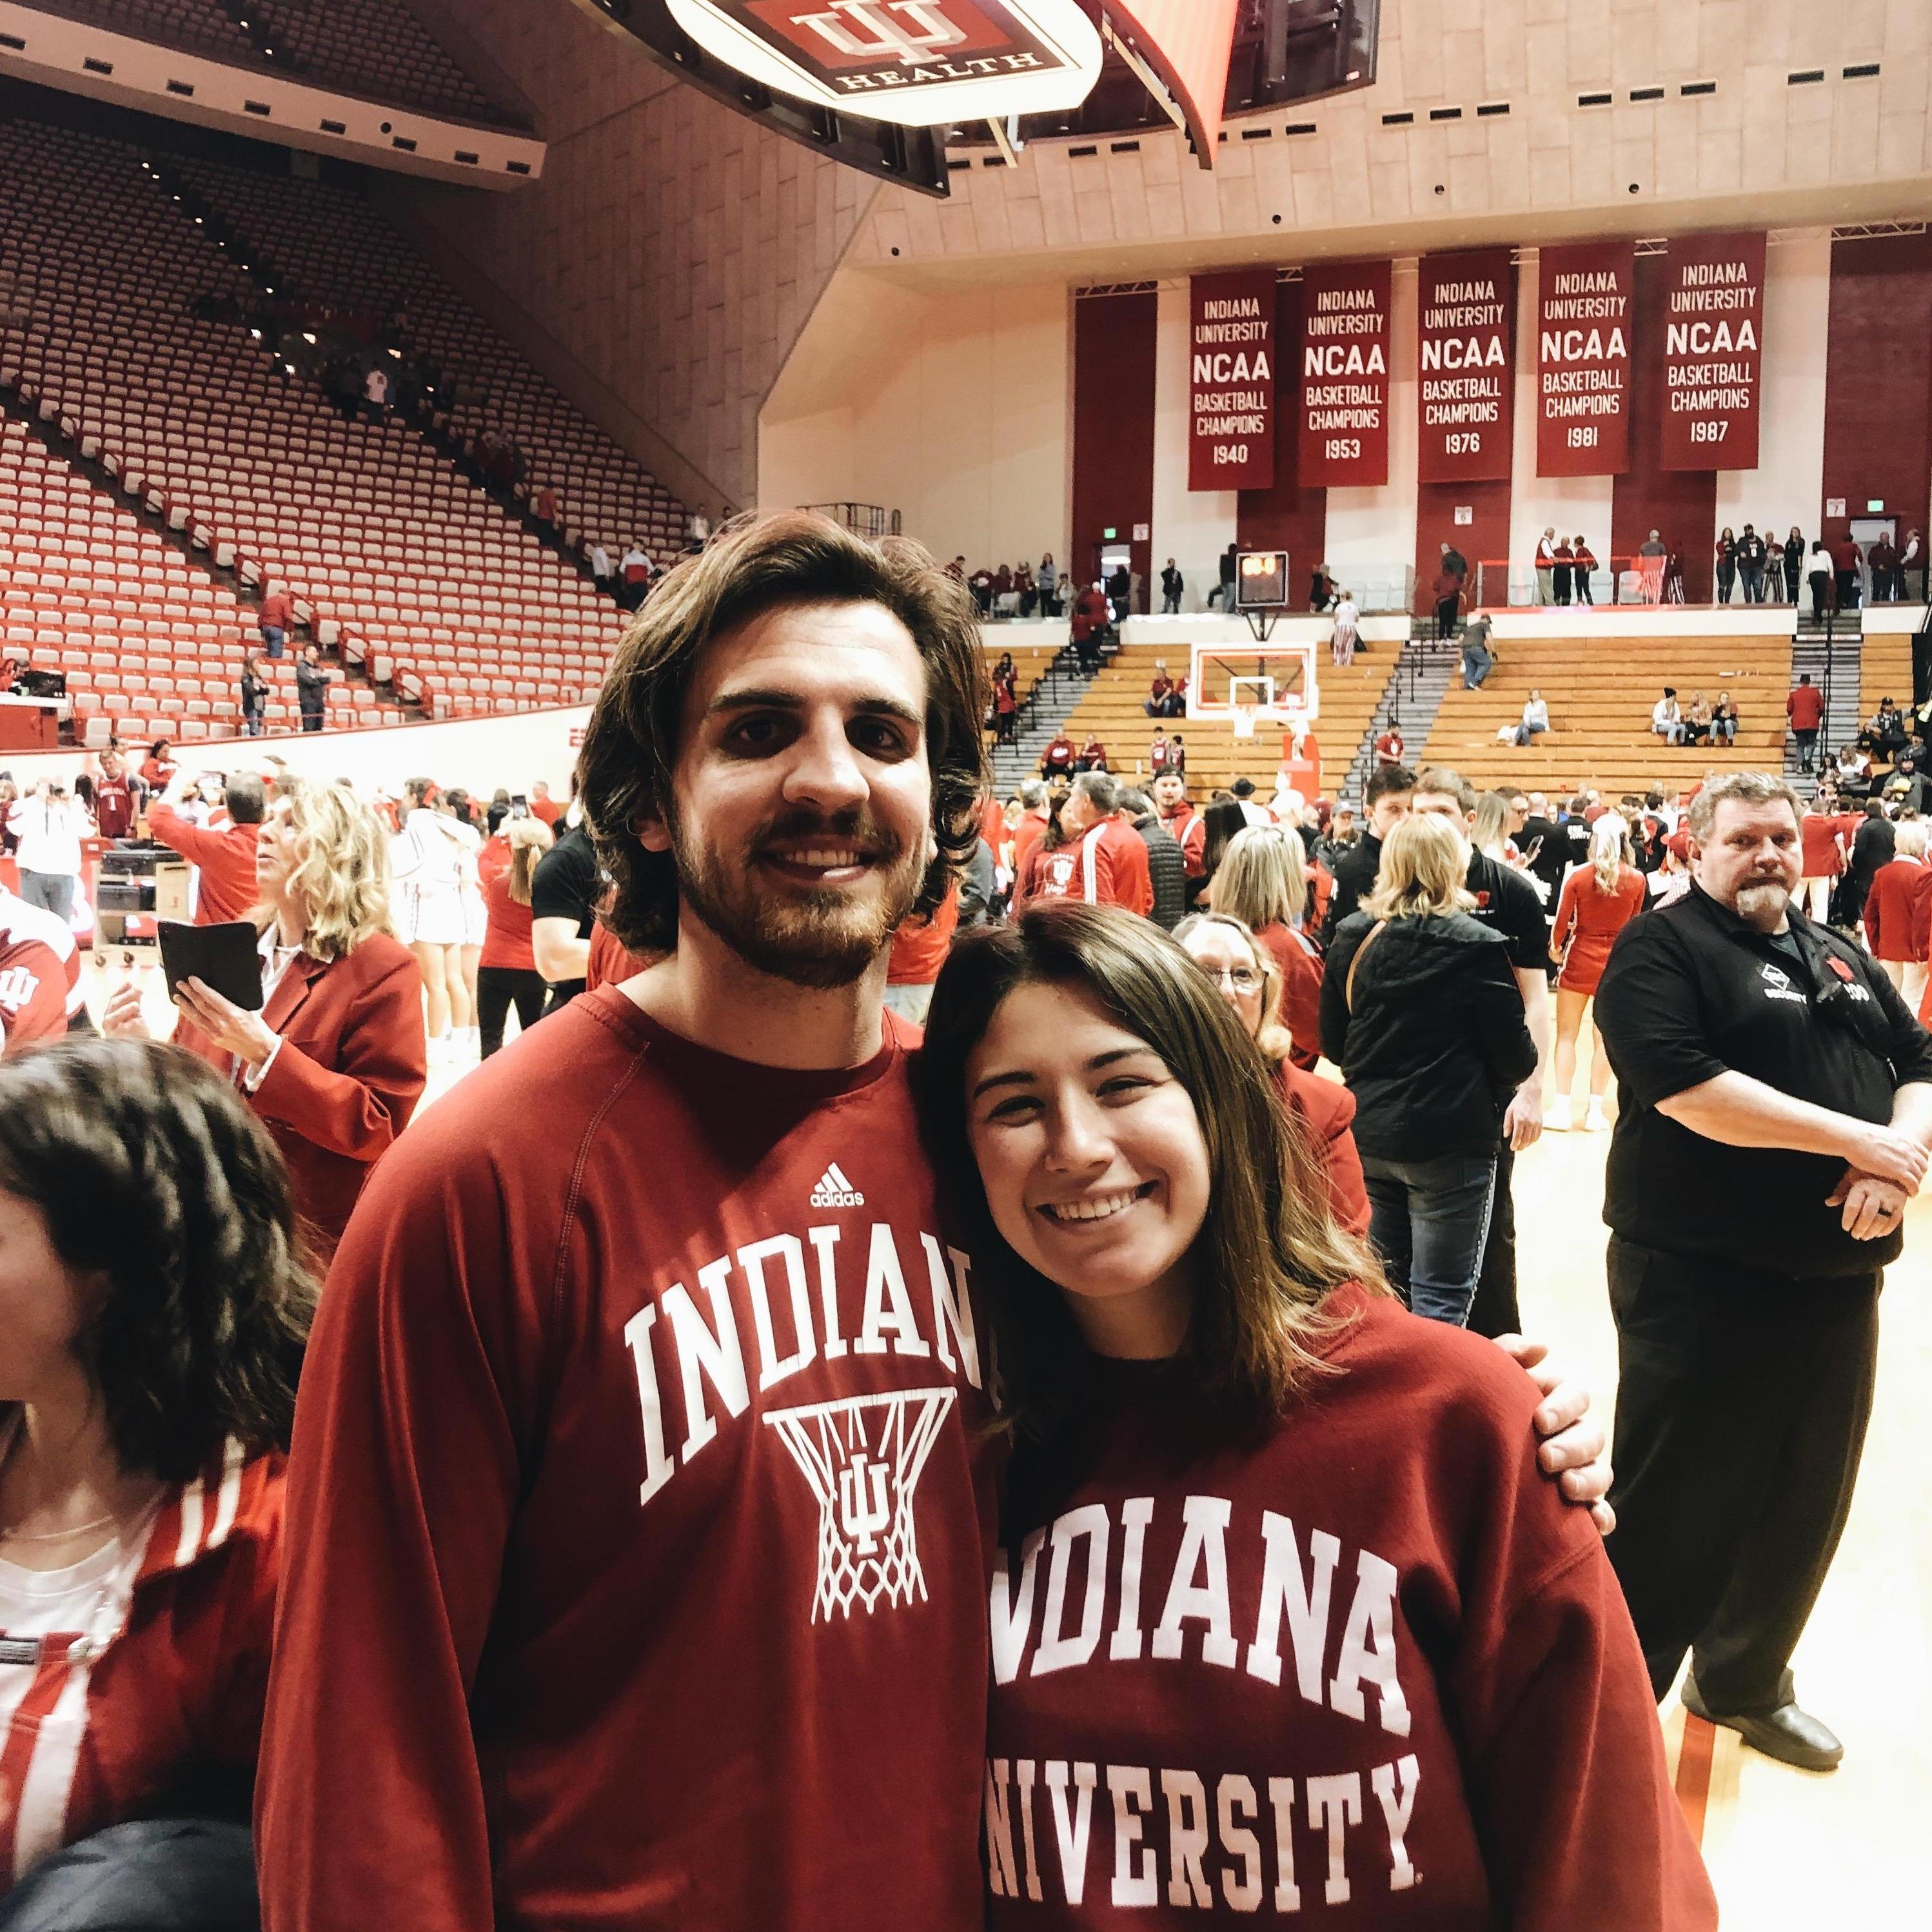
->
[1232,701,1258,739]
[764,1387,957,1622]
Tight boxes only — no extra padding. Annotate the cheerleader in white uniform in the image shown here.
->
[446,788,488,1058]
[389,778,471,1056]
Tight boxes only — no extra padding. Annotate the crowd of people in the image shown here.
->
[4,512,1929,1929]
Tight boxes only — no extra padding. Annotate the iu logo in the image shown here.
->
[765,1386,956,1621]
[0,965,40,1012]
[794,1,969,65]
[667,1,1103,127]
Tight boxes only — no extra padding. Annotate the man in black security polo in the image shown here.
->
[1411,767,1551,1339]
[1595,771,1932,1771]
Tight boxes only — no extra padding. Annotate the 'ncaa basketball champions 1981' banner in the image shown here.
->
[1417,249,1513,483]
[1537,239,1634,477]
[1297,257,1391,488]
[1659,231,1766,471]
[1188,269,1277,491]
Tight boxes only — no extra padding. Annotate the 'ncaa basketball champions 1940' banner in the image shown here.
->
[1297,257,1391,488]
[1537,240,1634,477]
[1417,250,1514,483]
[1659,231,1766,471]
[1188,269,1277,491]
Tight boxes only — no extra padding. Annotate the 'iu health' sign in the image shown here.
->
[664,1,1104,126]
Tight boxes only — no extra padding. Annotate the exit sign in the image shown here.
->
[1867,499,1886,513]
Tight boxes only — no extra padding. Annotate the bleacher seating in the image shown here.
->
[1049,644,1394,803]
[0,415,282,740]
[37,0,524,128]
[1859,629,1913,757]
[172,155,689,564]
[1422,633,1792,799]
[0,120,620,733]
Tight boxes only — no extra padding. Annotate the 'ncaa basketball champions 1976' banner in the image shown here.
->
[1537,240,1634,477]
[1297,257,1391,488]
[1659,231,1766,471]
[1188,269,1277,491]
[1417,250,1514,483]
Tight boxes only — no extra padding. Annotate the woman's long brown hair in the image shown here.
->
[916,903,1385,1447]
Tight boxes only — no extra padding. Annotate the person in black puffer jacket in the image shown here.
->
[1119,788,1187,931]
[1320,813,1537,1326]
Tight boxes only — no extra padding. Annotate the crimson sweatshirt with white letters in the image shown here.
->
[983,1287,1715,1928]
[257,986,996,1932]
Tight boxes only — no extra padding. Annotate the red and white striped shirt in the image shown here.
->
[0,1433,282,1885]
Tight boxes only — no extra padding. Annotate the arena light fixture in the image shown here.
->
[661,1,1105,126]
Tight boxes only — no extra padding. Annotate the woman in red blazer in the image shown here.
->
[1174,909,1370,1236]
[104,781,427,1260]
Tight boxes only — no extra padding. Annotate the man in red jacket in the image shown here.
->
[255,517,1613,1932]
[146,771,264,925]
[1060,770,1153,916]
[257,583,295,659]
[1786,671,1825,773]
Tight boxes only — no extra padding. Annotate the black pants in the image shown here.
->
[299,706,322,733]
[1604,1237,1880,1712]
[1435,595,1459,639]
[1836,567,1859,609]
[1466,1131,1519,1338]
[0,1819,256,1930]
[1793,727,1819,771]
[477,965,547,1056]
[1716,564,1735,602]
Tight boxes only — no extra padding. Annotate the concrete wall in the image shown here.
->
[373,0,880,517]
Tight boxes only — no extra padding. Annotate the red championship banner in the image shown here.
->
[1537,240,1634,477]
[1659,231,1766,471]
[1188,268,1277,491]
[1297,257,1390,488]
[1417,249,1513,483]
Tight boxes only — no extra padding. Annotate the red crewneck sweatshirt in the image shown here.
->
[257,985,997,1931]
[983,1287,1715,1929]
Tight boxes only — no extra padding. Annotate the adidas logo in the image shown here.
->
[809,1162,865,1209]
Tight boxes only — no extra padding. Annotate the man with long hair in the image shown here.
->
[257,515,1613,1932]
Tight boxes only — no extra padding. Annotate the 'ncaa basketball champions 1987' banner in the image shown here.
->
[1659,231,1766,471]
[1417,250,1513,483]
[1297,257,1391,488]
[1188,269,1277,491]
[1537,240,1634,477]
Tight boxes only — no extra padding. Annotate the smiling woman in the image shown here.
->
[914,904,1717,1929]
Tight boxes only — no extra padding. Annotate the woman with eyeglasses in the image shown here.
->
[917,904,1713,1929]
[1174,910,1368,1235]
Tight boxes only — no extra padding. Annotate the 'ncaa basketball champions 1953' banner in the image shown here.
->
[1659,231,1766,471]
[1417,250,1513,483]
[1297,257,1391,488]
[1537,240,1634,477]
[1188,269,1277,491]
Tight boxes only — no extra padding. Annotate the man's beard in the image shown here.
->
[1733,880,1793,932]
[672,808,928,991]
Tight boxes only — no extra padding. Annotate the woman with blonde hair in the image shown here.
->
[103,780,427,1259]
[1320,813,1538,1324]
[1207,823,1323,1067]
[477,814,555,1058]
[1173,909,1369,1233]
[1548,812,1646,1132]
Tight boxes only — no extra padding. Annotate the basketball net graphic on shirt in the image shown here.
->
[764,1386,956,1621]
